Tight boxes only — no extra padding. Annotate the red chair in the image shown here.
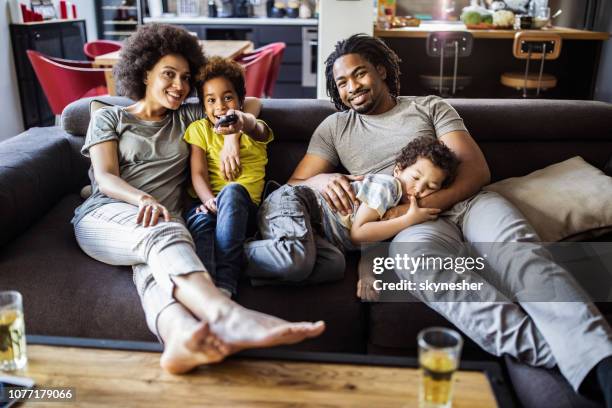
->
[235,48,274,98]
[47,56,93,68]
[83,40,122,61]
[258,43,286,98]
[235,43,286,98]
[27,50,109,121]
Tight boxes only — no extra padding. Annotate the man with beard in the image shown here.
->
[245,34,612,405]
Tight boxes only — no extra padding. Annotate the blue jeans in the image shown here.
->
[185,183,258,296]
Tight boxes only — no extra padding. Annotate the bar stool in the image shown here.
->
[420,31,474,97]
[500,32,562,98]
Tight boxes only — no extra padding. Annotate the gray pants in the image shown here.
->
[391,190,612,391]
[245,185,345,285]
[74,202,205,340]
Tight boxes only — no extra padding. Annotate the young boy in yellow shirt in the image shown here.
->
[184,57,273,297]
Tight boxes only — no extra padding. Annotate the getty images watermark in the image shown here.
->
[358,242,612,302]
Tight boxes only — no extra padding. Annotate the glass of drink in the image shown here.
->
[0,291,27,371]
[418,327,463,408]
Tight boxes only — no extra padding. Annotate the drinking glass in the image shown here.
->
[0,291,27,371]
[418,327,463,408]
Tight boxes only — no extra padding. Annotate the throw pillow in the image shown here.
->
[484,156,612,242]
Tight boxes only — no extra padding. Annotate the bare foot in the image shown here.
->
[160,322,230,374]
[207,302,326,351]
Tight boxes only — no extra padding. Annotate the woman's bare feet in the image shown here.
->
[173,272,326,352]
[160,308,230,374]
[207,302,326,351]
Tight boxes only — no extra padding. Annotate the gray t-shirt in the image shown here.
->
[72,103,203,225]
[307,95,467,175]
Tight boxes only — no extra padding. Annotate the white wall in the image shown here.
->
[1,1,24,141]
[317,0,374,99]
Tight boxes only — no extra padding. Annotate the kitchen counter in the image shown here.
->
[377,22,609,100]
[375,24,610,40]
[144,16,318,26]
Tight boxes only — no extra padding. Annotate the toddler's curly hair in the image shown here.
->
[395,137,460,188]
[198,56,246,105]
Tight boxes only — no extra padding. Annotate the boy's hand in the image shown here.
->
[220,133,241,181]
[404,195,441,225]
[196,198,217,214]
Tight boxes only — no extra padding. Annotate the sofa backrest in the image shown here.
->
[62,97,612,183]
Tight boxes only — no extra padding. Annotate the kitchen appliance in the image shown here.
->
[208,0,218,17]
[95,0,143,41]
[271,2,286,18]
[178,0,199,16]
[219,0,253,17]
[220,0,233,16]
[234,0,253,17]
[302,26,317,87]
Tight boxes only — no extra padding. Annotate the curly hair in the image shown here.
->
[114,24,206,100]
[324,34,401,111]
[395,137,460,188]
[198,56,246,104]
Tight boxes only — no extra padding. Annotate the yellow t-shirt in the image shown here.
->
[183,118,273,205]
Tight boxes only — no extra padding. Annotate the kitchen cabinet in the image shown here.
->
[10,20,88,129]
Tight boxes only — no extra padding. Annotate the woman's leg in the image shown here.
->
[75,202,325,366]
[133,264,229,373]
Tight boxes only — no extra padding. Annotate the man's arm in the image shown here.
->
[383,130,490,219]
[288,154,363,215]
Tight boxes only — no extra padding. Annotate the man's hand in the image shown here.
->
[314,173,364,215]
[357,274,380,302]
[137,195,170,227]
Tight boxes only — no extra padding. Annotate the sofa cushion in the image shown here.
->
[236,253,368,353]
[0,128,84,248]
[505,356,604,408]
[1,193,367,351]
[0,194,155,341]
[61,96,133,136]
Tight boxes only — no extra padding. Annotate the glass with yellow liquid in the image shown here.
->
[418,327,463,408]
[0,291,27,371]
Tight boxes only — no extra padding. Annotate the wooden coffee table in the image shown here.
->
[13,335,512,407]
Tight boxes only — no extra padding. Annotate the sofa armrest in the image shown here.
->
[0,127,86,248]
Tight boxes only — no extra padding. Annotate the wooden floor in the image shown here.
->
[16,345,498,407]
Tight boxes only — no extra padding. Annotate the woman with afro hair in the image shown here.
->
[72,24,324,374]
